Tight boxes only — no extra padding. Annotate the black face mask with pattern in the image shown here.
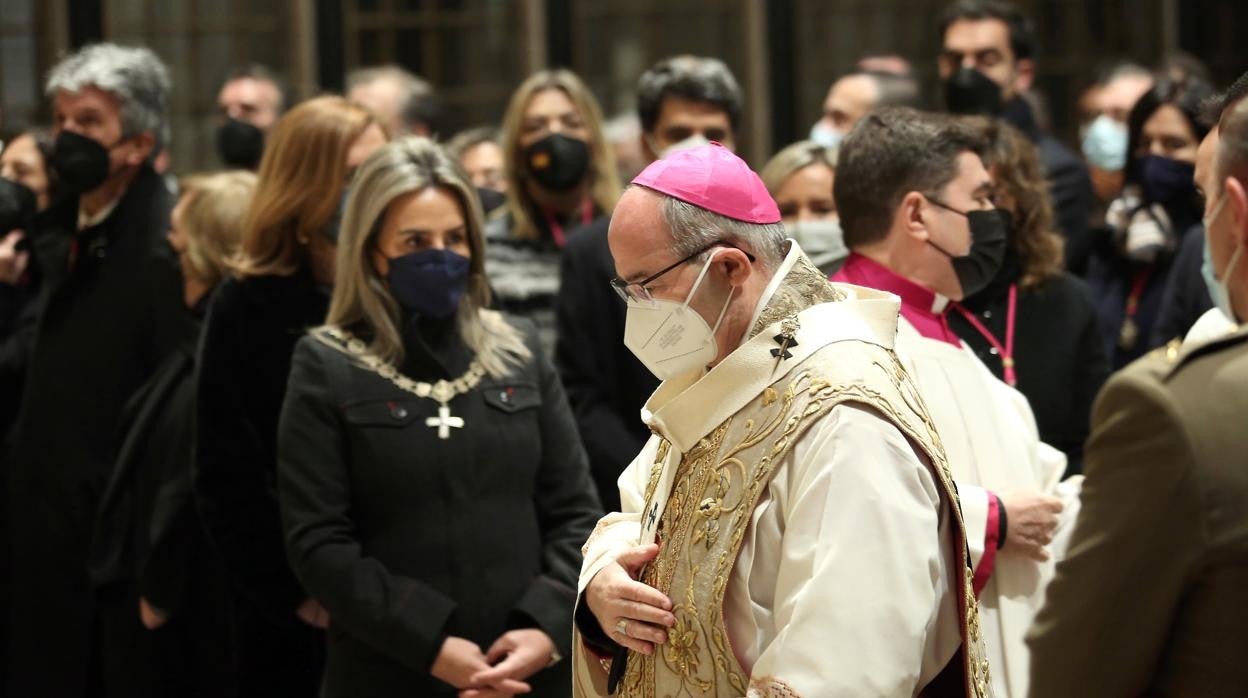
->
[523,133,590,192]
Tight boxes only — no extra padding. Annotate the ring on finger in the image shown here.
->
[615,618,630,637]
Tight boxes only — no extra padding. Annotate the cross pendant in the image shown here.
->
[425,403,465,440]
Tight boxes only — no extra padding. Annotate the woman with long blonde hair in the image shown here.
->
[486,69,620,352]
[276,137,599,697]
[192,95,387,696]
[90,170,255,698]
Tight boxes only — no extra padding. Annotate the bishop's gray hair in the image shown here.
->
[46,43,171,148]
[658,194,786,271]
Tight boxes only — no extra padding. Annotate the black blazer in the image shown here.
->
[950,266,1109,474]
[555,217,657,511]
[193,269,329,618]
[3,166,188,696]
[277,314,600,697]
[86,305,235,696]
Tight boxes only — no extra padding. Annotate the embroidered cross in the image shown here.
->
[425,404,465,440]
[771,315,801,362]
[647,502,659,530]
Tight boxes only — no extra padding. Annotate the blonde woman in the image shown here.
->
[760,140,846,274]
[90,171,255,697]
[193,95,387,696]
[276,137,599,697]
[486,69,621,352]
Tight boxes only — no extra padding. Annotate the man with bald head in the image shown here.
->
[569,143,988,696]
[809,70,919,150]
[1029,80,1248,697]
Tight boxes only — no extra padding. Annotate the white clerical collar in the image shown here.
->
[741,238,802,346]
[643,287,901,451]
[78,198,120,231]
[931,292,951,314]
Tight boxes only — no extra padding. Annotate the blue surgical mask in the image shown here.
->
[1082,115,1128,172]
[1201,194,1243,323]
[385,248,471,319]
[809,123,844,151]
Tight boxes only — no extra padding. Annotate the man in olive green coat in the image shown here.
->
[1028,78,1248,697]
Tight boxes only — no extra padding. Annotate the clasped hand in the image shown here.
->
[432,629,555,697]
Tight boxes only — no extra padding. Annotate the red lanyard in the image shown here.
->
[1117,268,1153,351]
[1124,268,1152,321]
[544,199,593,248]
[952,284,1018,386]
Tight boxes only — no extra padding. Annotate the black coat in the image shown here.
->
[87,301,235,697]
[1085,222,1201,369]
[1151,224,1213,346]
[277,314,601,697]
[949,256,1110,475]
[4,166,189,697]
[1002,98,1096,276]
[193,269,328,696]
[555,217,657,512]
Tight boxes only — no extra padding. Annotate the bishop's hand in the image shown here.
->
[1000,490,1064,562]
[585,543,676,656]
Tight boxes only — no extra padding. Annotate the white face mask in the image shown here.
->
[1202,193,1244,323]
[623,249,734,380]
[785,219,848,273]
[650,133,712,160]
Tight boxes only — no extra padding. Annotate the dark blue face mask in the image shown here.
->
[385,248,471,319]
[1138,154,1197,206]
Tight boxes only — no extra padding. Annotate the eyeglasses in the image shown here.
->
[609,241,755,304]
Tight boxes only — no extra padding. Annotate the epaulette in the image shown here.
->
[1160,326,1248,381]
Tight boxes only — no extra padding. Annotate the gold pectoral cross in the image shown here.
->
[425,403,465,439]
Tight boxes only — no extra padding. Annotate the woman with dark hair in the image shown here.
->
[0,128,58,339]
[949,117,1109,473]
[1086,76,1214,368]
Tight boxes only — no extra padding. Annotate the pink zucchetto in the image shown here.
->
[631,142,781,224]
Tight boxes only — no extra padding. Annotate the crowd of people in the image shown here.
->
[0,0,1245,696]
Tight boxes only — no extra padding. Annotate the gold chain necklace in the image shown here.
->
[320,326,486,439]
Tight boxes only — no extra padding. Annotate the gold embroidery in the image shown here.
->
[601,251,990,698]
[747,676,801,697]
[749,253,844,340]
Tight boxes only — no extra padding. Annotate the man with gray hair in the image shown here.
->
[346,64,439,137]
[1,43,189,697]
[569,143,987,696]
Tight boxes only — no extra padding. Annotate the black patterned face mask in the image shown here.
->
[523,133,590,192]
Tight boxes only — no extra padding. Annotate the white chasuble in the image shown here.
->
[892,320,1082,698]
[572,247,992,698]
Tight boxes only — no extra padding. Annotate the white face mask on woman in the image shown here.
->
[623,248,734,381]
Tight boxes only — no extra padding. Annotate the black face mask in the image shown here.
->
[944,67,1004,116]
[523,133,590,192]
[50,130,114,194]
[0,177,37,234]
[216,117,265,169]
[926,201,1009,298]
